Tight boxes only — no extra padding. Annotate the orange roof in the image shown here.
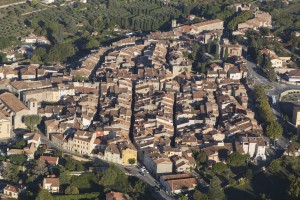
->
[40,156,59,165]
[0,92,28,113]
[44,177,59,187]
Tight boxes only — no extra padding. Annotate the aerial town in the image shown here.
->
[0,0,300,200]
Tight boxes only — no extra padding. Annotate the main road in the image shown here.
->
[246,58,299,149]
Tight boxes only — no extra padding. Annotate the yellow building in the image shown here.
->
[120,142,137,165]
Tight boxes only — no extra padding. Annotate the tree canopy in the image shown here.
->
[9,154,27,165]
[24,115,41,132]
[65,185,79,195]
[35,189,53,200]
[226,152,248,167]
[269,159,281,174]
[193,150,207,166]
[266,120,283,140]
[212,162,229,174]
[208,176,226,200]
[288,178,300,200]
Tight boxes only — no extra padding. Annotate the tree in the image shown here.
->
[65,185,79,195]
[214,48,219,60]
[31,47,47,63]
[35,189,53,200]
[53,150,62,157]
[13,140,26,149]
[19,190,34,200]
[208,176,226,200]
[266,120,283,141]
[178,196,189,200]
[99,165,130,192]
[226,152,248,167]
[245,169,253,181]
[2,163,19,182]
[71,173,98,190]
[269,159,281,174]
[223,48,228,61]
[259,27,270,36]
[258,100,274,123]
[266,68,276,82]
[85,37,100,49]
[64,156,84,171]
[59,166,71,186]
[24,115,41,132]
[24,160,48,182]
[254,85,268,102]
[206,42,212,54]
[35,147,46,158]
[131,179,147,199]
[128,158,136,165]
[194,150,207,166]
[287,142,298,155]
[227,11,253,30]
[288,178,300,200]
[193,190,208,200]
[76,162,84,171]
[0,37,15,49]
[212,163,228,174]
[9,154,27,165]
[46,43,75,63]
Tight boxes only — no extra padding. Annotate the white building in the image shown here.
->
[43,177,60,193]
[238,136,266,161]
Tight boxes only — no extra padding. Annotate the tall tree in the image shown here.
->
[223,48,228,61]
[9,154,27,165]
[194,150,207,166]
[35,189,53,200]
[2,163,19,182]
[193,190,208,200]
[213,163,229,174]
[208,176,226,200]
[269,159,281,174]
[266,120,283,141]
[288,178,300,200]
[24,115,41,132]
[226,152,248,167]
[26,160,48,179]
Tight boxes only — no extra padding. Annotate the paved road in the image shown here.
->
[246,58,299,149]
